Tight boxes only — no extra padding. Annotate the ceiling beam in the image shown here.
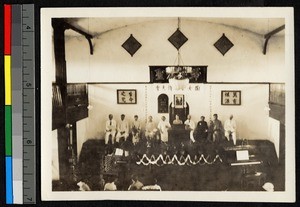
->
[263,25,285,55]
[64,21,94,55]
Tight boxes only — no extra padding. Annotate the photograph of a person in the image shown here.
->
[41,7,295,202]
[174,94,184,108]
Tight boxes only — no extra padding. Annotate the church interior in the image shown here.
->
[50,16,286,192]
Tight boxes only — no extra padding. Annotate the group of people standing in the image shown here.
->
[104,113,237,146]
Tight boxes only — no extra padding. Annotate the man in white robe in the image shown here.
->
[115,114,129,142]
[157,116,171,143]
[224,114,237,145]
[145,116,157,140]
[104,114,117,144]
[184,115,196,143]
[131,115,141,145]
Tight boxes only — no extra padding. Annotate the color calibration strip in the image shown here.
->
[21,4,36,204]
[12,4,23,204]
[5,4,13,204]
[4,4,36,204]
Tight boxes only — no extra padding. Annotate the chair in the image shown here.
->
[241,172,266,190]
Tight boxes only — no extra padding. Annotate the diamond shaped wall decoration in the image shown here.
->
[122,34,142,56]
[168,29,188,50]
[214,33,234,56]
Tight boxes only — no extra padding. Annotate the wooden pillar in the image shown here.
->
[52,19,90,184]
[52,19,72,182]
[52,19,67,85]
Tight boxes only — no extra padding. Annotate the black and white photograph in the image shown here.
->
[41,7,295,202]
[174,94,184,108]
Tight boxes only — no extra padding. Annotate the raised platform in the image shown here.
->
[52,139,283,191]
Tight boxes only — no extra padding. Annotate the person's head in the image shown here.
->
[131,174,139,182]
[175,115,179,120]
[161,116,166,121]
[200,116,205,121]
[262,182,274,192]
[130,186,138,190]
[109,114,113,120]
[132,127,138,135]
[148,116,153,122]
[113,177,118,184]
[107,146,114,155]
[121,114,125,120]
[230,114,233,120]
[134,115,138,121]
[187,115,191,120]
[107,175,115,183]
[213,114,218,120]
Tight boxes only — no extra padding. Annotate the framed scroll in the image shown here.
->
[221,90,241,105]
[117,89,137,104]
[174,94,184,108]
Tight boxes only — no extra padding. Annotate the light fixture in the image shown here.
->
[167,17,190,90]
[167,66,191,90]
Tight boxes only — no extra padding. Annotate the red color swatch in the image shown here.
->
[4,4,11,55]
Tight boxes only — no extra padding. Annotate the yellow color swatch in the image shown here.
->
[5,55,11,105]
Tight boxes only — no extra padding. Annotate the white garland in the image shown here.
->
[136,154,223,166]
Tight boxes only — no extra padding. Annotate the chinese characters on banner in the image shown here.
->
[149,66,207,83]
[117,90,137,104]
[155,84,201,92]
[221,91,241,105]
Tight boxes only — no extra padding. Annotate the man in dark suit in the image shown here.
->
[209,114,224,143]
[194,116,208,143]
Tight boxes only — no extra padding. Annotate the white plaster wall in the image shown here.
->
[76,118,88,156]
[86,83,269,141]
[64,19,285,83]
[51,118,88,181]
[268,117,280,159]
[86,84,147,139]
[52,129,59,180]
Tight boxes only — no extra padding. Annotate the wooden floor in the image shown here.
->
[53,138,284,192]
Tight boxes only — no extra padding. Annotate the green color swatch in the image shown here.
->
[5,106,12,156]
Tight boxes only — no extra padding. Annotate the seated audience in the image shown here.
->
[77,181,91,191]
[131,115,141,145]
[262,182,274,192]
[128,174,144,190]
[145,116,157,140]
[132,115,141,133]
[209,114,224,143]
[132,127,140,145]
[184,114,196,143]
[104,147,115,174]
[194,116,208,142]
[104,114,117,145]
[157,116,171,143]
[116,114,129,143]
[142,178,162,191]
[224,114,237,145]
[173,114,183,125]
[99,174,106,191]
[104,177,118,191]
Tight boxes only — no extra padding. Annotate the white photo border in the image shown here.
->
[41,7,295,202]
